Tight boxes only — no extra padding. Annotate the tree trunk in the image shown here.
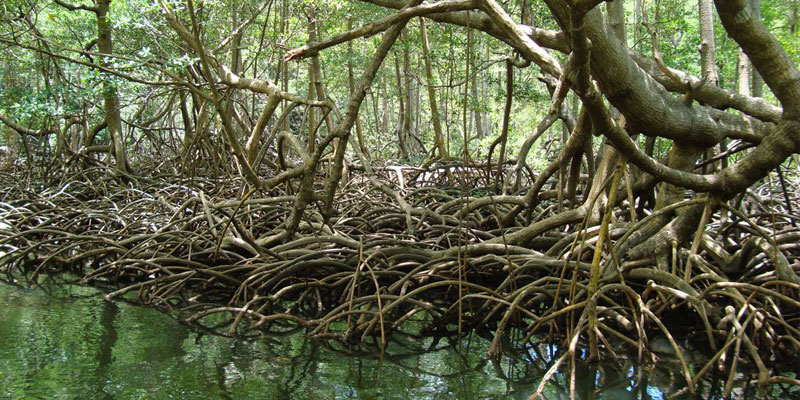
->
[380,74,389,155]
[96,0,129,173]
[402,34,415,159]
[280,0,289,132]
[470,40,484,141]
[307,65,316,153]
[394,54,409,160]
[607,0,626,44]
[520,0,532,26]
[737,49,750,96]
[308,10,335,137]
[462,21,472,162]
[750,0,764,97]
[347,18,370,158]
[698,0,719,87]
[420,19,447,159]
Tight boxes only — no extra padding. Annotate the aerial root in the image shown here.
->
[0,165,798,393]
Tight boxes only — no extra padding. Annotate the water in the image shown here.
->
[0,281,796,399]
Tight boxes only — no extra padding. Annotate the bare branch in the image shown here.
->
[52,0,98,13]
[283,0,479,61]
[479,0,561,77]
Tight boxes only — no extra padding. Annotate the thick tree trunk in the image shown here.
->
[698,0,724,176]
[579,0,627,220]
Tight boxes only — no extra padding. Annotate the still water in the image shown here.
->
[0,282,794,399]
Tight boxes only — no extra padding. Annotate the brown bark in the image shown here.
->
[362,0,567,53]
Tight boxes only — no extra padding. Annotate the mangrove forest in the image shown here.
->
[1,0,800,397]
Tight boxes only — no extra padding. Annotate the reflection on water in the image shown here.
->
[0,282,795,399]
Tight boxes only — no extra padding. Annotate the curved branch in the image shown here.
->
[284,0,479,61]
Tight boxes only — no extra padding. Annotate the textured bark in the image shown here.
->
[629,51,779,123]
[489,58,512,179]
[626,145,705,260]
[229,7,243,76]
[543,0,769,148]
[280,0,289,132]
[308,12,336,137]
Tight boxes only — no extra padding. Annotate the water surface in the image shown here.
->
[0,281,795,399]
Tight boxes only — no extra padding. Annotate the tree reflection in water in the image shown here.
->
[0,282,796,399]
